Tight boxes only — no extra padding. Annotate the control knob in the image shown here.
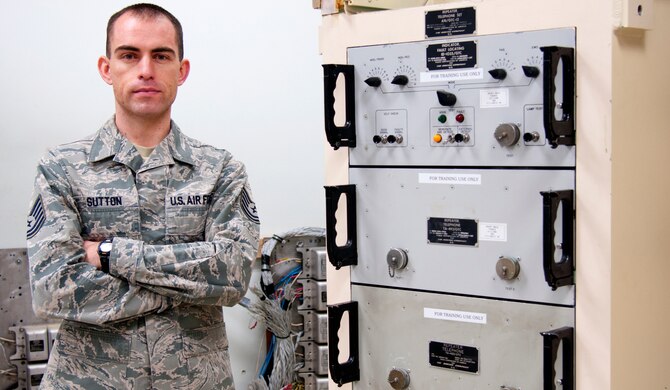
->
[488,68,507,80]
[522,65,540,78]
[387,248,408,277]
[391,75,409,86]
[496,256,521,280]
[494,123,521,147]
[364,76,382,87]
[387,367,411,390]
[436,90,457,107]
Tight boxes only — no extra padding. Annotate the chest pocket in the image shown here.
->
[165,194,211,242]
[75,194,139,241]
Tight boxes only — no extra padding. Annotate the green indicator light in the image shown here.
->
[438,114,447,123]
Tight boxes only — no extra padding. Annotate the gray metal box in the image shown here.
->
[347,28,575,167]
[351,285,573,389]
[350,167,574,305]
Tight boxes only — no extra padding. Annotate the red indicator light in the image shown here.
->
[455,113,465,123]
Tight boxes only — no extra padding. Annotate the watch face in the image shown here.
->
[99,242,113,253]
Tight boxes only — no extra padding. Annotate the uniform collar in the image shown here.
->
[88,117,196,171]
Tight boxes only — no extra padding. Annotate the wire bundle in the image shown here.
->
[244,227,325,390]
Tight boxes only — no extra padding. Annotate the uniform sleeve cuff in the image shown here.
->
[108,237,143,285]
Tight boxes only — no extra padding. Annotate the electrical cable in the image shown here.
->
[245,227,325,390]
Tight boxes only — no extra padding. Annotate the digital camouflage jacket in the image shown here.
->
[27,118,260,389]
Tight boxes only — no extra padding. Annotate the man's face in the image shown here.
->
[98,13,189,121]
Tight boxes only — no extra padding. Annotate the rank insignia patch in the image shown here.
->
[27,195,46,239]
[240,188,260,224]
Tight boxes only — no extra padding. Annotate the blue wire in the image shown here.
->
[258,335,276,377]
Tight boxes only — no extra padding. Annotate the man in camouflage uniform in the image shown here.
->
[26,4,259,389]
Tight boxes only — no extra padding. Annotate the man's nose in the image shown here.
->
[137,56,154,79]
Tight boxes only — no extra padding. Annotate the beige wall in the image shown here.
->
[612,1,670,388]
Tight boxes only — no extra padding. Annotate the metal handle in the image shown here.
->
[540,190,575,290]
[540,46,575,148]
[541,326,574,390]
[324,185,358,269]
[328,301,360,386]
[323,64,356,150]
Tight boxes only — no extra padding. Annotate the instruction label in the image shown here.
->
[424,308,487,324]
[480,88,510,108]
[420,67,484,83]
[479,222,507,242]
[429,341,479,374]
[427,217,478,246]
[427,41,477,71]
[425,8,476,38]
[419,173,481,185]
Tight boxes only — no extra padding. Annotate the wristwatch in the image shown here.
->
[98,238,114,273]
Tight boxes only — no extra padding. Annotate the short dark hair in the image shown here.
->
[106,3,184,60]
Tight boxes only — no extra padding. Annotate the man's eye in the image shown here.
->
[155,54,169,61]
[120,53,136,60]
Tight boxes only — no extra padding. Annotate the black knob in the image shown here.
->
[436,90,457,107]
[387,135,397,144]
[488,68,507,80]
[522,66,540,78]
[391,75,409,86]
[454,133,465,143]
[364,77,382,87]
[372,135,382,144]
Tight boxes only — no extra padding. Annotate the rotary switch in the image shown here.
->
[436,90,457,107]
[522,65,540,78]
[387,367,411,390]
[494,123,521,147]
[365,76,382,87]
[391,75,409,86]
[488,68,507,80]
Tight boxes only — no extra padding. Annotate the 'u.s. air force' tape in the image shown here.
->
[27,195,46,239]
[240,188,260,224]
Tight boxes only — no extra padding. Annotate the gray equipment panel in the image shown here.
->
[351,167,574,306]
[347,28,575,167]
[352,285,573,389]
[0,248,60,390]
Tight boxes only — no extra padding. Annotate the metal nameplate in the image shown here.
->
[429,341,479,374]
[425,8,476,38]
[427,217,478,246]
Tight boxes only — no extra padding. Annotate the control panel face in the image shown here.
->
[350,167,575,306]
[347,28,575,167]
[326,27,577,389]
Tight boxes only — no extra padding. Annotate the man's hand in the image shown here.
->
[83,241,101,269]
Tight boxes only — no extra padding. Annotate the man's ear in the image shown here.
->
[98,56,113,85]
[177,59,190,86]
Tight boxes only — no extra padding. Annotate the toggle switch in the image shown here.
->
[364,76,382,87]
[523,131,541,142]
[436,90,457,106]
[488,68,507,80]
[391,75,409,86]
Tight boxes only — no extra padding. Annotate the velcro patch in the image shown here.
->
[27,195,46,239]
[240,188,260,224]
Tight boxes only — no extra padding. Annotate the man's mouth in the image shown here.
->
[134,88,160,94]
